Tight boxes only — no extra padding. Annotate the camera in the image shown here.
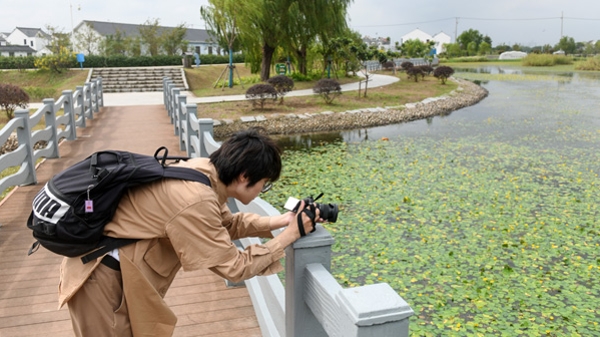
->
[285,193,339,223]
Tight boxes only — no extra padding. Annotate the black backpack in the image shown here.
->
[27,147,211,264]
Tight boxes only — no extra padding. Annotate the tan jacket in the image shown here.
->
[58,158,284,336]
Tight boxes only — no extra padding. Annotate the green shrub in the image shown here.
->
[23,86,56,101]
[522,54,574,67]
[34,47,77,73]
[0,56,36,69]
[0,83,29,119]
[267,75,294,103]
[406,67,424,82]
[433,66,455,84]
[313,78,341,104]
[575,56,600,71]
[245,83,278,109]
[289,70,322,82]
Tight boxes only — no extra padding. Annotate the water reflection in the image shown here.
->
[276,66,600,151]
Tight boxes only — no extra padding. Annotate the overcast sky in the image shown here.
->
[1,0,599,47]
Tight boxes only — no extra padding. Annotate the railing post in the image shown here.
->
[185,104,202,158]
[176,95,186,149]
[166,82,175,117]
[43,98,60,159]
[170,87,180,124]
[97,77,104,108]
[14,109,37,185]
[62,90,77,140]
[163,77,171,107]
[285,226,334,337]
[84,82,93,120]
[198,118,214,158]
[76,86,86,128]
[92,79,100,113]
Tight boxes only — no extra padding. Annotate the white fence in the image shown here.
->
[163,77,414,337]
[0,78,103,195]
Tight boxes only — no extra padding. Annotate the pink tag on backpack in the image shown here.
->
[85,200,94,213]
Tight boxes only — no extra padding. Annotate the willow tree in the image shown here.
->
[282,0,351,76]
[237,0,287,81]
[201,0,253,87]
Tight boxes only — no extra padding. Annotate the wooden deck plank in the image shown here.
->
[0,104,261,337]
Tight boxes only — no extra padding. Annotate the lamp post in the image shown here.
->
[70,3,80,50]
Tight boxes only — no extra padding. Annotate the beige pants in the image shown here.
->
[67,263,133,337]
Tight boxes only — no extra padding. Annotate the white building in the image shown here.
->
[0,45,37,57]
[72,20,220,56]
[400,28,451,55]
[4,27,50,55]
[363,36,392,51]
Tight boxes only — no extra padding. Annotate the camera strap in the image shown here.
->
[297,205,317,237]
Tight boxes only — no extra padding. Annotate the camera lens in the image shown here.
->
[317,203,338,223]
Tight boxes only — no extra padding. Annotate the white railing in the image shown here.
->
[0,78,104,195]
[163,77,414,337]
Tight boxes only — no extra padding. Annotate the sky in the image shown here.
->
[1,0,600,47]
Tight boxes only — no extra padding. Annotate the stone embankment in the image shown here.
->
[212,77,488,139]
[1,77,488,154]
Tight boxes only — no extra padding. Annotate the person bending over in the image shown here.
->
[59,127,318,336]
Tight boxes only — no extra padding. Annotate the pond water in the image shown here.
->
[276,67,600,154]
[265,66,600,336]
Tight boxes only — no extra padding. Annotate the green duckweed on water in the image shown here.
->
[262,69,600,336]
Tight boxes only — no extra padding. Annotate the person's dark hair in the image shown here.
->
[209,127,282,187]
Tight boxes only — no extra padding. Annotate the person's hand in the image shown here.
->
[293,200,318,237]
[269,211,295,230]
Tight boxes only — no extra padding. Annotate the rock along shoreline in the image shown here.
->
[212,77,489,140]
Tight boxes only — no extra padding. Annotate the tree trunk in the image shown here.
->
[260,43,276,81]
[296,47,308,75]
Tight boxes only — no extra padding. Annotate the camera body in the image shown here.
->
[285,193,339,223]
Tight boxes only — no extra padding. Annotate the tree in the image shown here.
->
[282,0,351,76]
[457,29,484,55]
[201,0,251,87]
[100,29,129,56]
[443,43,463,57]
[0,84,29,119]
[34,46,75,73]
[45,25,72,54]
[433,66,454,84]
[267,75,294,103]
[138,18,161,56]
[313,78,341,104]
[555,36,576,55]
[478,41,491,55]
[245,84,278,109]
[73,22,102,55]
[466,41,477,56]
[235,0,286,81]
[398,39,434,58]
[160,24,188,56]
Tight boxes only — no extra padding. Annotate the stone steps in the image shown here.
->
[92,67,186,93]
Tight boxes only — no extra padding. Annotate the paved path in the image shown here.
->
[0,105,262,336]
[100,72,398,106]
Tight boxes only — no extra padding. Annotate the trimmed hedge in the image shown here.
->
[0,53,245,69]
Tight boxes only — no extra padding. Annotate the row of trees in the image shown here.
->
[200,0,360,81]
[440,28,600,57]
[47,19,190,58]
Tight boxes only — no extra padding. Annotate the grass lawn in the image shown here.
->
[185,64,457,120]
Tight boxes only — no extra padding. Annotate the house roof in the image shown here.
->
[0,45,37,53]
[78,20,214,43]
[14,27,49,38]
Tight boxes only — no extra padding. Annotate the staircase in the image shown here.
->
[91,66,187,93]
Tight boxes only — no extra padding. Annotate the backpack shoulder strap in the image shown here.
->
[163,166,212,187]
[80,166,211,264]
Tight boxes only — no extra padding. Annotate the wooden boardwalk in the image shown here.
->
[0,105,262,336]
